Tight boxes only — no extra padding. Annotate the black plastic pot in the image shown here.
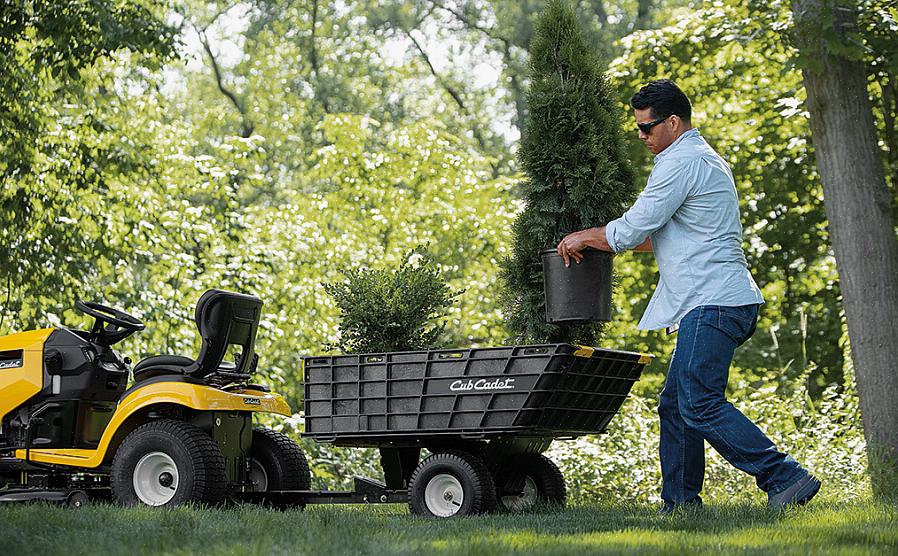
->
[540,248,613,324]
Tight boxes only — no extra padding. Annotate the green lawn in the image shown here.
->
[2,500,896,555]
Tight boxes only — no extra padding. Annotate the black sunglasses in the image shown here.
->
[637,115,671,134]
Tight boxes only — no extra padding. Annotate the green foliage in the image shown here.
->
[0,101,513,405]
[0,0,175,177]
[0,0,891,504]
[551,358,867,504]
[858,0,898,213]
[501,0,638,344]
[324,248,460,353]
[0,0,177,332]
[606,1,847,389]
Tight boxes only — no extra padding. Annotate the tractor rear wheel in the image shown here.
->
[247,427,311,509]
[111,420,226,507]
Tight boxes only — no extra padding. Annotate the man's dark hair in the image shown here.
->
[630,79,692,122]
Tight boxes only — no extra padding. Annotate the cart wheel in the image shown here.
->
[247,427,311,509]
[408,450,496,518]
[495,453,566,513]
[111,420,226,507]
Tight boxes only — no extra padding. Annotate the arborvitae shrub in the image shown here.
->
[501,0,639,344]
[324,248,460,353]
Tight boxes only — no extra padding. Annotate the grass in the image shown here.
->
[2,500,896,555]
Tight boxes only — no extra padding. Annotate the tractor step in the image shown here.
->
[0,488,89,507]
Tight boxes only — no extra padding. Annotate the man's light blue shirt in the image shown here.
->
[605,128,764,331]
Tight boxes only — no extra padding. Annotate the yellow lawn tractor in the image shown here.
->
[0,289,310,507]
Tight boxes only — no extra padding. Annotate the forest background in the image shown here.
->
[1,0,896,504]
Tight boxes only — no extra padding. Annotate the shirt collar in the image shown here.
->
[654,128,700,163]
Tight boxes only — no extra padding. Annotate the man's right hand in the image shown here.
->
[556,227,613,267]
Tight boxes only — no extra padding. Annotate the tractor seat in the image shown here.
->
[133,355,193,374]
[132,289,262,384]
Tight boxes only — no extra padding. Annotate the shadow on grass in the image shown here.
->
[407,501,898,555]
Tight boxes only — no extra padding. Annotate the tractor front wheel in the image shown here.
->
[111,420,227,507]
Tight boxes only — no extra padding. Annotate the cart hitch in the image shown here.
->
[236,476,408,506]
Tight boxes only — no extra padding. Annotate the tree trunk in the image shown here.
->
[793,0,898,497]
[636,0,653,29]
[588,0,608,24]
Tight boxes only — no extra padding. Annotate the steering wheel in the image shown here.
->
[75,300,145,345]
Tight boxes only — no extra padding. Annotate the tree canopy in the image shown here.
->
[1,0,895,418]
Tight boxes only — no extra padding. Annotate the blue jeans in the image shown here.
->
[659,304,806,506]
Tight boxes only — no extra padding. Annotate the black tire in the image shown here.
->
[408,450,496,518]
[495,453,566,513]
[65,490,89,508]
[111,420,227,507]
[248,427,311,509]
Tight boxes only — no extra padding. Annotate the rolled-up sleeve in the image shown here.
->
[605,158,694,252]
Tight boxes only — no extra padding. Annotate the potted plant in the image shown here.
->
[324,247,459,353]
[501,0,639,344]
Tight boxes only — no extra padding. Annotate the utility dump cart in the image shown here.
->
[248,344,652,517]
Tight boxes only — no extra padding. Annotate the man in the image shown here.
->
[556,79,820,511]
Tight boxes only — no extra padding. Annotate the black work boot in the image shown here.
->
[768,473,821,509]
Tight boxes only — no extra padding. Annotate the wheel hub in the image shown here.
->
[424,473,464,517]
[248,458,269,492]
[501,475,539,512]
[133,451,180,506]
[158,472,174,488]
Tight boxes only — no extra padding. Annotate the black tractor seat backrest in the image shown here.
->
[191,289,263,378]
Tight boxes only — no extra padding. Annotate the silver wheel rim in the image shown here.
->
[248,459,269,492]
[424,473,464,517]
[501,475,539,512]
[133,451,179,506]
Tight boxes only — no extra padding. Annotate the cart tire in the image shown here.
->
[111,420,227,507]
[495,453,566,513]
[408,450,496,518]
[248,427,311,509]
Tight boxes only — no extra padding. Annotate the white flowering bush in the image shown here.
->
[548,394,661,503]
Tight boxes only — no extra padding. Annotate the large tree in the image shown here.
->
[0,0,175,330]
[791,0,898,496]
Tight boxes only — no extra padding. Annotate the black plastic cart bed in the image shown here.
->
[248,344,651,517]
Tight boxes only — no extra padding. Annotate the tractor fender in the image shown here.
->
[16,381,292,468]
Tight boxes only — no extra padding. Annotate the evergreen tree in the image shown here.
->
[501,0,638,344]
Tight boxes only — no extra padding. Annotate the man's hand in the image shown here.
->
[556,227,613,267]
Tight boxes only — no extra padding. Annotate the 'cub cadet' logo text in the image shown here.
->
[0,359,22,370]
[243,397,261,405]
[449,378,515,392]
